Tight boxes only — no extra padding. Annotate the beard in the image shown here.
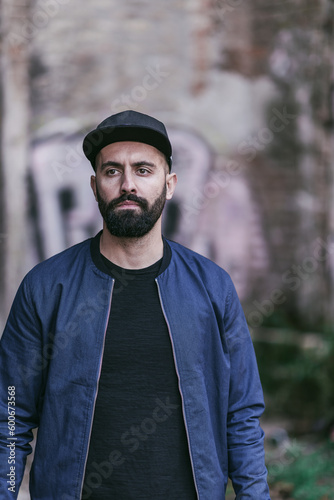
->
[96,184,167,238]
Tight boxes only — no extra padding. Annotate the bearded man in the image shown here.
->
[0,111,271,499]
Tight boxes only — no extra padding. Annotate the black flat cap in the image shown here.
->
[83,110,172,171]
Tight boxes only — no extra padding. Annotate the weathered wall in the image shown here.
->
[0,0,31,320]
[2,0,334,330]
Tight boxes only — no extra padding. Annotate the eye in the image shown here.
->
[106,168,118,176]
[137,167,150,175]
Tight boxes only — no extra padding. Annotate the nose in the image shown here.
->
[120,169,136,194]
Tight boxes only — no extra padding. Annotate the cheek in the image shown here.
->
[97,178,118,197]
[150,183,166,202]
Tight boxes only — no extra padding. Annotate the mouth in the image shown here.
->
[116,200,141,209]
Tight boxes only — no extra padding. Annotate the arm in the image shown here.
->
[0,276,44,499]
[224,279,271,499]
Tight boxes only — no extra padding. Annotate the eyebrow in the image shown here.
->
[100,160,157,171]
[100,161,122,171]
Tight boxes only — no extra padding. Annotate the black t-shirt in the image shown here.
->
[82,236,197,499]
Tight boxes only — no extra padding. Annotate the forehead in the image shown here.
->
[97,141,166,166]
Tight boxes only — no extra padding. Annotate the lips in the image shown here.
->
[116,200,140,209]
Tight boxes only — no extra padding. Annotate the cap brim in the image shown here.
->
[83,125,172,169]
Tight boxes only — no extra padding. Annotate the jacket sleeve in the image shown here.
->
[224,277,271,499]
[0,275,44,499]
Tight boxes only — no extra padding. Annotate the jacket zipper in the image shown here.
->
[79,279,115,498]
[155,279,200,499]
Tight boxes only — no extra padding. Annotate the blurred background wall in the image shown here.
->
[1,1,334,497]
[1,0,333,331]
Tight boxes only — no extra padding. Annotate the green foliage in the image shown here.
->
[225,480,234,499]
[254,332,334,422]
[268,441,334,500]
[261,310,298,330]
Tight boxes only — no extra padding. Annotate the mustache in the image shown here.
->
[107,193,148,210]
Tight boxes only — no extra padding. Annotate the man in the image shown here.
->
[0,110,271,499]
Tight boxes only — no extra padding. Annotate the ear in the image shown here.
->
[166,172,177,200]
[90,175,97,201]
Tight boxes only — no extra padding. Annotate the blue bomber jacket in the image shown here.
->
[0,234,270,499]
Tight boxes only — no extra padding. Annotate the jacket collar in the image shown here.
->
[90,231,172,277]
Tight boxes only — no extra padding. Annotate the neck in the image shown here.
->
[99,222,164,269]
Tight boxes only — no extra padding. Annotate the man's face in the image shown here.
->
[91,141,177,238]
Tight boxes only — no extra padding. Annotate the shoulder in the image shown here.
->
[166,238,232,284]
[24,238,92,285]
[163,240,242,322]
[8,235,106,322]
